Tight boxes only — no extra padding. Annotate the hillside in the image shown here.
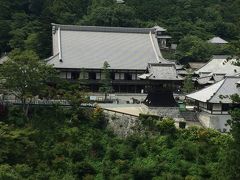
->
[0,0,239,60]
[0,105,232,179]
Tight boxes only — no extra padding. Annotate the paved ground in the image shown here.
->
[99,104,149,116]
[90,93,147,104]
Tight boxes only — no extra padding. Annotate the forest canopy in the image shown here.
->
[0,0,240,61]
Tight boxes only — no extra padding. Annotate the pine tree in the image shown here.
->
[99,61,112,101]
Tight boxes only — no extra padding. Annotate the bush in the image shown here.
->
[156,118,177,135]
[6,106,27,127]
[91,106,107,128]
[139,114,161,130]
[179,121,186,129]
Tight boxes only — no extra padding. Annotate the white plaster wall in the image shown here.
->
[199,102,207,109]
[198,112,231,132]
[213,104,221,111]
[66,72,71,79]
[96,73,101,80]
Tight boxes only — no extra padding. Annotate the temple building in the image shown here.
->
[153,26,172,49]
[193,55,240,86]
[47,23,181,93]
[207,36,228,45]
[186,76,240,131]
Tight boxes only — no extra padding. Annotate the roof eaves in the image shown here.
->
[45,53,59,62]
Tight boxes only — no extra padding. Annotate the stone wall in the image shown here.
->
[105,112,141,137]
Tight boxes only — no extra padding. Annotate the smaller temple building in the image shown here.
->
[207,36,228,45]
[193,55,240,86]
[186,76,240,131]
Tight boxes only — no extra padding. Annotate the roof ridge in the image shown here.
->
[149,31,160,62]
[52,23,155,34]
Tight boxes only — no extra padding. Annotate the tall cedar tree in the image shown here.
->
[99,61,112,100]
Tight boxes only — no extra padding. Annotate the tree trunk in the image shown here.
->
[21,98,29,119]
[104,93,107,101]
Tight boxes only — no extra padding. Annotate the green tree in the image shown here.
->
[176,35,212,63]
[79,68,89,92]
[0,50,57,117]
[183,74,194,93]
[80,4,138,27]
[219,108,240,179]
[47,0,89,24]
[99,61,112,101]
[217,89,240,179]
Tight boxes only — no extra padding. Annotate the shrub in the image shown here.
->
[139,114,161,130]
[179,121,186,129]
[156,118,177,135]
[92,106,107,128]
[6,106,27,127]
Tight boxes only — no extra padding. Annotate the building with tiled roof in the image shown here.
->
[47,23,181,93]
[186,76,240,131]
[207,36,228,44]
[194,55,240,85]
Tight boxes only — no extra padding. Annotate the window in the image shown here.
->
[67,72,72,79]
[157,31,162,36]
[71,72,80,80]
[59,72,66,79]
[114,73,125,80]
[114,73,120,80]
[120,73,124,80]
[131,73,137,80]
[96,72,101,80]
[79,72,88,79]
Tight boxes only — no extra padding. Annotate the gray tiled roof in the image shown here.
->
[152,26,167,32]
[196,75,213,85]
[187,76,240,103]
[207,37,228,44]
[138,63,182,80]
[48,24,168,70]
[195,56,240,76]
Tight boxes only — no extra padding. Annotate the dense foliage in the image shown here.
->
[0,1,240,179]
[0,0,239,61]
[0,50,57,117]
[0,105,232,179]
